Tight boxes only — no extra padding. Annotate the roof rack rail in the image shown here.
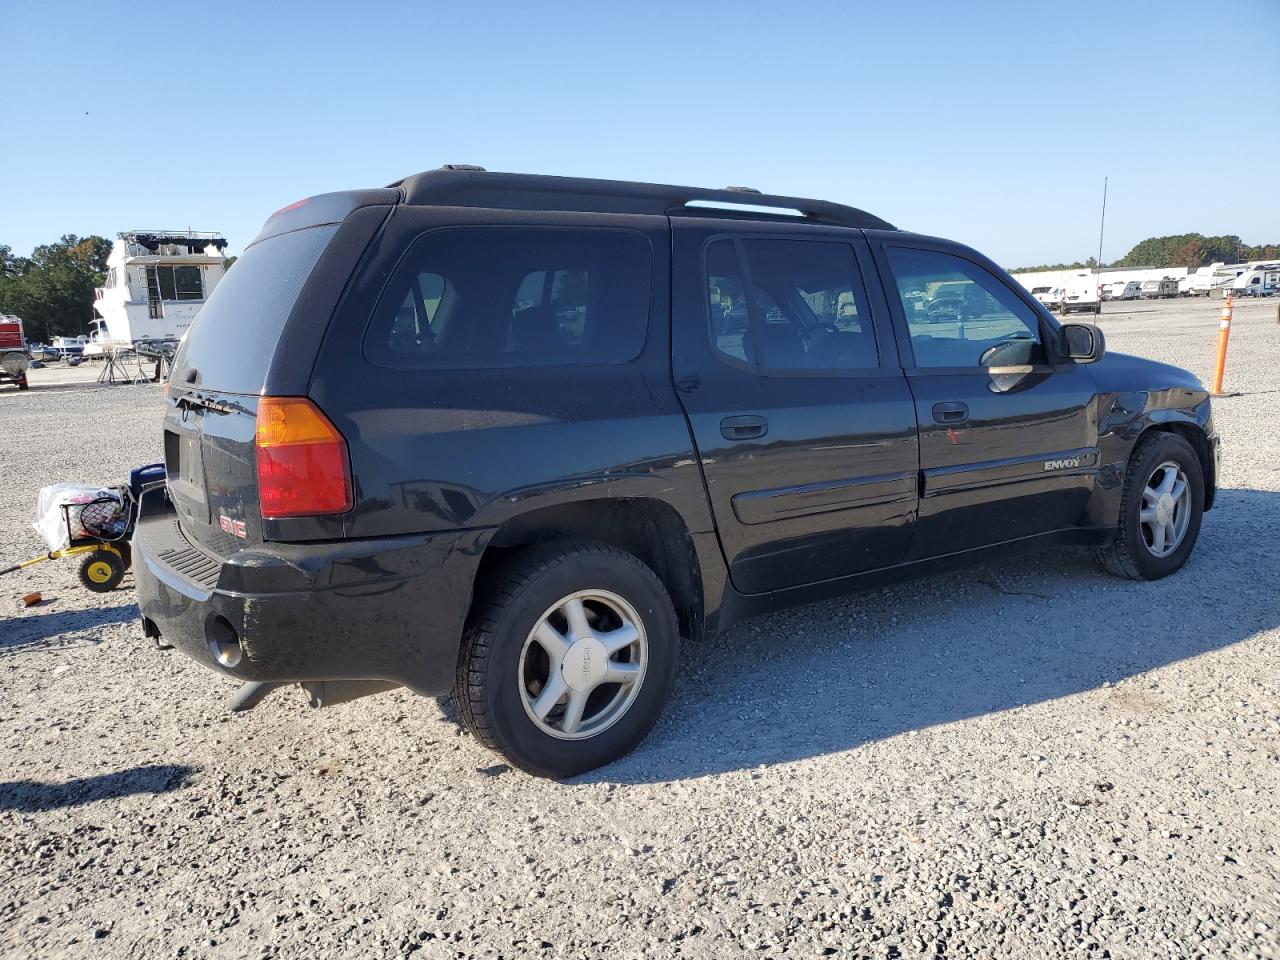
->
[390,167,894,230]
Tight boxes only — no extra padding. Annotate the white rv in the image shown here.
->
[1106,280,1141,300]
[1208,264,1248,298]
[1179,268,1218,297]
[89,230,228,354]
[1229,263,1280,297]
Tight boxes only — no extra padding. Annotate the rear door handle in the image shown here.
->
[720,414,768,440]
[932,401,969,424]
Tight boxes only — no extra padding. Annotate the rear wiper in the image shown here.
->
[174,392,243,416]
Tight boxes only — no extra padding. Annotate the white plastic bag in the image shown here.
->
[33,484,123,551]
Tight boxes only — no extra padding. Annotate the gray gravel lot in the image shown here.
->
[2,297,1278,959]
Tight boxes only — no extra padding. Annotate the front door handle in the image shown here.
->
[720,414,768,441]
[932,401,969,424]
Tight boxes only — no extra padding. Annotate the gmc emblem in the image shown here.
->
[218,514,248,538]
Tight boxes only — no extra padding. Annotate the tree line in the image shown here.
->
[0,236,112,343]
[1011,233,1280,274]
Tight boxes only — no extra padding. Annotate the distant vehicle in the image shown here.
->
[1030,285,1062,311]
[1208,265,1248,298]
[1061,272,1101,315]
[1229,264,1280,297]
[1179,269,1217,297]
[1106,280,1142,301]
[49,336,87,364]
[1141,278,1179,299]
[925,280,995,322]
[32,345,61,363]
[0,315,31,390]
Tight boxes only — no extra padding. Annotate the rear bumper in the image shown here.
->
[132,506,491,695]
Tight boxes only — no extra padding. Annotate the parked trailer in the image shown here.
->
[1105,280,1141,301]
[1230,264,1280,297]
[1180,267,1220,297]
[1141,278,1179,299]
[0,315,31,391]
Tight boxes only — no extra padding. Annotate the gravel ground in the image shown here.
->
[2,297,1278,960]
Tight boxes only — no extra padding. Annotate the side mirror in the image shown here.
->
[1060,323,1105,362]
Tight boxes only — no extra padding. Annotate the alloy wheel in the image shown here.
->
[1140,460,1191,558]
[518,589,647,740]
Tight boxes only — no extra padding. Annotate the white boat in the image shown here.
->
[89,230,229,356]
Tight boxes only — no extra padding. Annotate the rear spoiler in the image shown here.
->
[249,188,400,247]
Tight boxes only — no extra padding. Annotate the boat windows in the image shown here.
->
[146,265,204,302]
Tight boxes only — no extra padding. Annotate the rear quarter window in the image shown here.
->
[364,226,652,369]
[173,224,338,394]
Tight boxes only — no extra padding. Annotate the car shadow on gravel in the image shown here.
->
[0,764,195,812]
[587,487,1279,784]
[0,602,138,654]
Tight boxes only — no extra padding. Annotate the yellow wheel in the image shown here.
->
[78,550,126,593]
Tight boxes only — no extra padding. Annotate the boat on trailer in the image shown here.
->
[88,230,229,357]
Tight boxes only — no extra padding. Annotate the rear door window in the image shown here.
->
[706,238,878,372]
[365,227,652,368]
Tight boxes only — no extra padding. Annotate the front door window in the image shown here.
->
[884,248,1046,369]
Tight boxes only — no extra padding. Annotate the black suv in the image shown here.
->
[135,167,1220,777]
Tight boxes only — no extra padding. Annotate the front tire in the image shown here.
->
[455,540,679,778]
[1096,432,1204,580]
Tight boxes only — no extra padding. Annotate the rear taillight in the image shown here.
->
[255,397,352,518]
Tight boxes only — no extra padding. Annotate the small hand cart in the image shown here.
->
[3,463,166,593]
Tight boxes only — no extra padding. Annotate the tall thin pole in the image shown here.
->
[1096,176,1108,269]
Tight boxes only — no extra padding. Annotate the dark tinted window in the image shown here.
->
[147,265,204,302]
[173,223,338,394]
[706,238,877,372]
[366,227,651,368]
[885,247,1046,368]
[707,240,749,363]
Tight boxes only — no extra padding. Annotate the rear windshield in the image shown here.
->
[364,226,652,369]
[173,224,338,394]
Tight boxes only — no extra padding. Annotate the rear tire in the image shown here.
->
[1095,432,1204,581]
[455,540,679,778]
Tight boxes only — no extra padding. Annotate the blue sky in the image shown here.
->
[4,0,1278,267]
